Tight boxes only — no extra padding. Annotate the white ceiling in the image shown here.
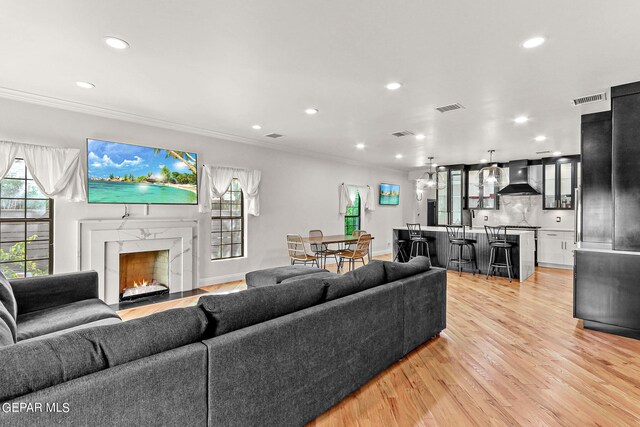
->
[1,0,639,171]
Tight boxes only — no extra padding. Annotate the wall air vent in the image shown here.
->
[435,103,465,113]
[264,133,283,138]
[391,130,414,138]
[572,92,607,106]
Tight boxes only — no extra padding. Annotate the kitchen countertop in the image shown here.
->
[393,226,534,236]
[538,228,575,232]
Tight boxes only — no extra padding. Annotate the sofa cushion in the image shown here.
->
[0,306,208,402]
[19,317,122,343]
[280,270,338,285]
[245,265,329,288]
[16,298,121,342]
[323,260,387,301]
[383,256,431,283]
[0,303,16,347]
[199,279,326,336]
[0,271,17,321]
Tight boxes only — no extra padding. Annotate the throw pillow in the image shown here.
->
[199,279,326,336]
[0,302,16,346]
[383,256,431,283]
[0,271,17,321]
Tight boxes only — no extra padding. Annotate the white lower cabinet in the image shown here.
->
[538,231,575,267]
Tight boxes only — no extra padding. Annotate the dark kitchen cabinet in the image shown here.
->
[542,157,577,210]
[580,111,612,244]
[436,165,467,225]
[612,81,640,251]
[467,168,499,210]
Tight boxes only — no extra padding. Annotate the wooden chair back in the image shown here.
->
[287,234,310,260]
[308,229,326,252]
[352,233,372,258]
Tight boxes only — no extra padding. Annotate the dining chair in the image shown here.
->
[337,233,372,272]
[286,234,319,267]
[308,229,339,269]
[345,230,370,260]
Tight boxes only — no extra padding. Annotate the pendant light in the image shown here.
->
[421,157,437,188]
[480,149,504,187]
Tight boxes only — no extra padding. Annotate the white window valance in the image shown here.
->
[339,183,375,214]
[0,141,86,202]
[198,165,262,216]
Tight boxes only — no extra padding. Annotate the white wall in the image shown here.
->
[0,97,414,284]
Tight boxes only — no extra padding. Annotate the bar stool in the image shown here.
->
[394,238,409,262]
[445,226,478,276]
[485,225,514,282]
[407,223,430,260]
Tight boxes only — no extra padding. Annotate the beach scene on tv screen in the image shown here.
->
[380,183,400,205]
[87,139,197,204]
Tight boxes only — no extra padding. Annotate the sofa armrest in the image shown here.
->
[10,271,99,315]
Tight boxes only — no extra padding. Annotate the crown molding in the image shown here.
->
[0,86,405,174]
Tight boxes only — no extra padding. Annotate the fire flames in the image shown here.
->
[131,279,152,288]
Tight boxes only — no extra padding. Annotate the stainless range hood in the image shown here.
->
[497,160,540,196]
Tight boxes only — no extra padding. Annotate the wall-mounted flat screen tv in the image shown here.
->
[379,183,400,205]
[87,139,198,205]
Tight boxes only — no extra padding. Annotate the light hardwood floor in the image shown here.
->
[118,258,640,426]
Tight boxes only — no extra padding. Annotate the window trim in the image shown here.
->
[210,179,245,261]
[0,159,54,277]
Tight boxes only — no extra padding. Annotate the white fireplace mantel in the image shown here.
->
[78,218,198,304]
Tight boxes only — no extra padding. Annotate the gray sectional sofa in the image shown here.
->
[0,257,446,427]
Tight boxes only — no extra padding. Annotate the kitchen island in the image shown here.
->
[393,226,535,282]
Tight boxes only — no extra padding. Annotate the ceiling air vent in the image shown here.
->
[536,150,551,155]
[264,133,283,138]
[572,92,606,106]
[435,103,465,113]
[391,130,414,138]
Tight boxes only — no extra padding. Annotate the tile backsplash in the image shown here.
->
[475,194,575,229]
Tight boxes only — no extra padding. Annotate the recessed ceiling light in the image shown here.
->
[356,143,365,149]
[305,108,319,115]
[522,37,545,49]
[535,135,547,142]
[480,158,488,163]
[415,134,425,140]
[552,151,562,156]
[395,154,403,159]
[514,116,529,124]
[76,81,95,89]
[252,124,262,130]
[386,82,402,90]
[104,36,130,50]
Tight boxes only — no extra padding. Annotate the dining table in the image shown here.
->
[303,234,375,266]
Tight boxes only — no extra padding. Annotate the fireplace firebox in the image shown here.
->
[119,250,170,301]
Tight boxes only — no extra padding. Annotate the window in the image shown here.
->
[0,159,53,278]
[211,179,244,260]
[344,193,361,236]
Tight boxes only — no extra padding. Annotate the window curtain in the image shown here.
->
[0,141,86,202]
[199,165,262,216]
[339,183,375,214]
[0,142,19,180]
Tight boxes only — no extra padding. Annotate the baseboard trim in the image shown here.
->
[538,262,573,270]
[583,320,640,340]
[198,251,392,286]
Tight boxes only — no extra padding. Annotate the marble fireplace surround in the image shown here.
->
[78,219,198,304]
